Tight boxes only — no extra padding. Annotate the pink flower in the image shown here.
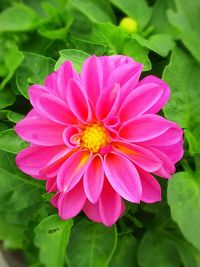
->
[15,55,183,227]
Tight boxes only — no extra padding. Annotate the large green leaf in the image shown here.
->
[55,49,90,72]
[0,3,39,32]
[0,43,24,90]
[109,236,138,267]
[0,129,28,154]
[163,47,200,154]
[0,88,16,109]
[138,230,181,267]
[69,0,116,23]
[16,52,55,99]
[67,219,117,267]
[167,0,200,62]
[0,149,44,225]
[168,171,200,252]
[109,0,152,30]
[35,215,72,267]
[150,0,178,36]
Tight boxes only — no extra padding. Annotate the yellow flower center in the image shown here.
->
[81,123,110,153]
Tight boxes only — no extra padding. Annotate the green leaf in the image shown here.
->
[35,215,73,267]
[0,149,44,225]
[167,0,200,62]
[109,0,152,30]
[0,88,16,109]
[138,230,181,267]
[132,33,175,57]
[69,0,116,23]
[0,219,26,249]
[16,52,56,99]
[7,111,24,123]
[67,219,117,267]
[0,3,39,32]
[163,47,200,154]
[168,171,200,252]
[55,49,90,72]
[150,0,178,36]
[0,43,24,90]
[123,39,151,71]
[109,235,138,267]
[88,23,151,70]
[0,129,28,154]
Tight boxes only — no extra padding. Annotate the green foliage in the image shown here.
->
[163,47,200,154]
[35,215,72,267]
[67,220,117,267]
[0,0,200,266]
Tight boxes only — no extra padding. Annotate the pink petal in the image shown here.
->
[51,192,60,208]
[42,148,77,178]
[67,79,93,122]
[57,150,91,192]
[58,181,86,220]
[96,83,120,120]
[44,72,59,96]
[119,83,164,121]
[63,126,81,148]
[141,125,183,146]
[15,117,65,146]
[83,200,102,223]
[46,178,57,192]
[158,141,184,164]
[57,61,79,100]
[99,180,122,227]
[113,141,162,172]
[16,145,64,177]
[104,152,142,203]
[81,56,103,107]
[29,86,77,125]
[83,154,104,203]
[120,114,172,142]
[139,75,170,113]
[147,146,175,179]
[138,168,161,203]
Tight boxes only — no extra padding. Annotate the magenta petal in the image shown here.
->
[148,146,175,179]
[46,178,57,192]
[57,61,79,100]
[29,87,77,125]
[15,117,65,146]
[83,200,102,223]
[99,180,122,227]
[139,75,170,113]
[120,114,172,142]
[44,72,59,96]
[51,192,60,208]
[158,142,184,164]
[67,79,93,122]
[96,83,120,120]
[138,168,162,203]
[104,152,142,203]
[58,181,86,220]
[119,83,164,121]
[142,125,183,146]
[16,145,64,177]
[113,141,162,172]
[84,154,104,203]
[81,56,103,106]
[57,150,91,192]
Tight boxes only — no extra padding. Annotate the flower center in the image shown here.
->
[81,123,110,153]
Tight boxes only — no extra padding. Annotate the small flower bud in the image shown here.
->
[119,17,138,34]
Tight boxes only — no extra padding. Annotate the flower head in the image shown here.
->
[15,55,183,227]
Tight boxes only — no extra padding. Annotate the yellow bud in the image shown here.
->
[119,17,138,34]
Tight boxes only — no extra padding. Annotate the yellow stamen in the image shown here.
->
[81,123,110,153]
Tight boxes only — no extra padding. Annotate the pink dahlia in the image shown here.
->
[15,55,183,227]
